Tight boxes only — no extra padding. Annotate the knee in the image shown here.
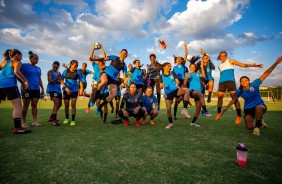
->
[152,109,158,116]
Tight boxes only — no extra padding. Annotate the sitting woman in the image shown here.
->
[218,56,282,135]
[118,83,145,127]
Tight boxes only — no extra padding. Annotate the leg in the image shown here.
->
[207,80,214,103]
[155,79,161,109]
[230,91,241,124]
[31,98,39,124]
[177,88,191,118]
[173,97,179,119]
[149,109,158,124]
[22,98,31,126]
[63,99,70,124]
[165,99,173,128]
[11,98,31,134]
[244,115,254,130]
[70,98,77,125]
[191,99,201,127]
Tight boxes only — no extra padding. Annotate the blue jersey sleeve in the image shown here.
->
[252,78,262,88]
[108,55,118,61]
[235,89,241,98]
[153,95,158,104]
[62,69,67,78]
[86,69,92,75]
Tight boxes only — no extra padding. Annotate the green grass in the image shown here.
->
[0,99,282,184]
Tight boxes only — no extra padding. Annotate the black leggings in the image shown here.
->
[118,109,145,120]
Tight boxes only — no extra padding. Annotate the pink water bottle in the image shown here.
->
[236,143,248,167]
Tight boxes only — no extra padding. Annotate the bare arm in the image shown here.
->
[13,61,28,87]
[260,56,282,82]
[182,43,188,65]
[40,77,44,93]
[230,59,263,68]
[199,61,206,78]
[47,70,60,84]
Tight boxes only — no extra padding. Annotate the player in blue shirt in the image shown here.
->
[160,62,191,129]
[47,61,62,126]
[219,56,282,135]
[0,49,31,134]
[60,60,83,126]
[21,51,44,128]
[91,45,128,113]
[141,86,159,125]
[78,62,94,96]
[95,84,110,124]
[129,59,146,94]
[215,51,263,125]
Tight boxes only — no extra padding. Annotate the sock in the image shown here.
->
[202,105,208,113]
[65,114,69,119]
[157,93,161,106]
[103,113,107,122]
[109,101,114,109]
[150,117,153,120]
[255,119,262,128]
[168,117,173,123]
[51,114,56,119]
[92,90,101,103]
[174,103,178,117]
[14,118,22,129]
[72,114,75,121]
[99,100,108,109]
[208,92,212,98]
[183,100,188,108]
[236,109,241,117]
[217,107,222,114]
[192,116,198,123]
[116,110,118,116]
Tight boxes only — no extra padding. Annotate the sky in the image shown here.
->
[0,0,281,92]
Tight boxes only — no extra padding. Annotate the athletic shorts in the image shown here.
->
[91,79,99,88]
[218,81,236,92]
[98,92,109,101]
[136,84,143,91]
[49,91,62,100]
[22,89,40,99]
[82,82,87,89]
[106,74,117,85]
[63,91,78,100]
[165,89,179,101]
[190,90,200,101]
[0,86,20,100]
[178,79,184,87]
[244,105,267,118]
[115,95,121,101]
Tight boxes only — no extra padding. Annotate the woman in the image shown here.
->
[21,51,44,128]
[95,84,110,124]
[91,46,128,112]
[218,56,282,135]
[114,73,124,118]
[118,83,145,127]
[141,86,159,125]
[215,51,263,124]
[129,59,146,94]
[0,49,31,134]
[61,60,83,126]
[77,62,94,96]
[47,61,62,126]
[160,62,191,129]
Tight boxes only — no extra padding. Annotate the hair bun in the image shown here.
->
[28,51,34,55]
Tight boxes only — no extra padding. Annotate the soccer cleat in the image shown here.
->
[21,124,30,128]
[149,120,155,125]
[14,128,32,135]
[48,117,54,122]
[32,122,41,127]
[235,116,241,125]
[165,123,173,129]
[53,122,60,126]
[253,127,260,135]
[86,107,90,113]
[215,113,222,120]
[201,109,205,116]
[89,101,95,107]
[173,117,177,120]
[181,108,191,119]
[124,120,129,127]
[63,119,69,124]
[135,120,140,127]
[205,112,212,117]
[190,123,200,127]
[141,119,146,125]
[70,121,76,126]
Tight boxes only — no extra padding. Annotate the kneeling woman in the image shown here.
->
[118,83,145,127]
[219,56,282,135]
[160,62,191,129]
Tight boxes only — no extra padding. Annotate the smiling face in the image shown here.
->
[150,55,156,63]
[189,63,196,73]
[163,63,171,73]
[70,62,78,71]
[52,64,59,72]
[219,52,227,62]
[175,56,182,65]
[145,87,153,97]
[240,77,250,88]
[202,55,209,66]
[135,60,140,68]
[129,84,137,94]
[119,50,128,61]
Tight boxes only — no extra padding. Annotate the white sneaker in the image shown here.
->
[165,123,173,129]
[261,119,267,128]
[190,123,200,127]
[181,108,191,119]
[205,112,212,117]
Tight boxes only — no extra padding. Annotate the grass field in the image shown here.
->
[0,99,282,184]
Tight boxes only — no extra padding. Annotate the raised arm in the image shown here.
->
[230,59,263,68]
[182,43,188,65]
[260,56,282,82]
[199,61,206,78]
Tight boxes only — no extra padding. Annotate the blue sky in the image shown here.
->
[0,0,281,92]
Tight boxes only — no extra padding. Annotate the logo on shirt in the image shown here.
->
[249,87,255,92]
[207,69,210,72]
[170,76,174,79]
[178,65,181,68]
[150,99,153,103]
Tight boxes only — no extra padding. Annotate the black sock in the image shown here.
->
[99,100,108,109]
[255,119,262,128]
[150,117,153,120]
[14,118,22,128]
[174,103,178,117]
[103,113,107,122]
[192,116,198,123]
[72,114,75,121]
[217,107,222,114]
[202,105,208,112]
[168,117,173,123]
[236,109,241,117]
[157,93,161,106]
[109,101,114,109]
[51,114,55,119]
[92,90,101,103]
[201,86,205,94]
[208,92,212,98]
[116,110,118,116]
[183,100,188,108]
[65,114,69,119]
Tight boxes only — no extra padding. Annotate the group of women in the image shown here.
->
[0,44,281,135]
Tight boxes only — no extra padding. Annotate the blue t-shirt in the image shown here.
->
[78,69,91,83]
[188,72,202,92]
[130,67,143,85]
[61,69,82,92]
[0,60,17,88]
[235,78,265,109]
[101,85,109,94]
[92,62,101,81]
[21,63,41,90]
[104,55,127,80]
[160,71,178,95]
[173,64,186,80]
[200,62,214,81]
[46,70,61,93]
[142,95,158,111]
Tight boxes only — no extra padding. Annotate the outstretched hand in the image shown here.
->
[276,56,282,63]
[254,63,263,68]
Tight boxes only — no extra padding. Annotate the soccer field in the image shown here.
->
[0,99,282,183]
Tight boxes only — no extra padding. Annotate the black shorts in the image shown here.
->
[178,79,184,87]
[63,91,78,100]
[244,105,267,118]
[136,84,143,91]
[106,74,117,85]
[98,92,109,100]
[49,91,62,100]
[0,86,20,100]
[115,95,121,100]
[81,82,87,90]
[22,89,40,99]
[165,89,179,101]
[218,81,236,92]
